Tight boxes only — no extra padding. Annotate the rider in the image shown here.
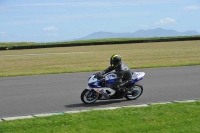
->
[100,54,132,98]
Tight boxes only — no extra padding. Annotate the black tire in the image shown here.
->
[125,82,143,100]
[81,89,99,104]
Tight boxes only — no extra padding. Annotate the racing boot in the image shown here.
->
[116,80,131,98]
[117,87,128,98]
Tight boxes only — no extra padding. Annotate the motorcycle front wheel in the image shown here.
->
[81,89,99,104]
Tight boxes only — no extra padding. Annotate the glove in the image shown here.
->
[99,71,105,75]
[95,72,105,80]
[95,71,104,76]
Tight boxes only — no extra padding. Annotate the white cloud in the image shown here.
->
[155,18,177,25]
[183,6,200,10]
[0,31,6,34]
[43,26,58,31]
[0,31,7,36]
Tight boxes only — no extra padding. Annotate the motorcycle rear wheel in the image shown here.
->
[125,82,143,100]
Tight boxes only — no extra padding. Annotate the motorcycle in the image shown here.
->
[81,71,145,104]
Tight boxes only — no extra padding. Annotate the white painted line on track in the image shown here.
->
[0,52,92,57]
[64,110,82,114]
[122,104,149,108]
[148,102,172,105]
[1,99,199,121]
[92,107,121,110]
[81,110,92,112]
[33,112,64,117]
[80,110,91,112]
[173,100,197,103]
[2,115,33,121]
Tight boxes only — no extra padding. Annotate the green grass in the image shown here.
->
[0,40,200,77]
[1,40,200,132]
[0,101,200,133]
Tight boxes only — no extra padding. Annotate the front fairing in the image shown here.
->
[88,74,102,88]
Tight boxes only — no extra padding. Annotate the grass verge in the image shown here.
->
[0,101,200,133]
[0,40,200,77]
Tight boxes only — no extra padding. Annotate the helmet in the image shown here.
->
[110,54,121,67]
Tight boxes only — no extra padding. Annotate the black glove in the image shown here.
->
[95,71,104,76]
[99,71,105,75]
[95,71,105,80]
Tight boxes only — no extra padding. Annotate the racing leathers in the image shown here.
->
[101,62,132,97]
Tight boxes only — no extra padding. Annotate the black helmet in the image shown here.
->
[110,54,121,67]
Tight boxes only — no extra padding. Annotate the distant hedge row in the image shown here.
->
[1,36,200,50]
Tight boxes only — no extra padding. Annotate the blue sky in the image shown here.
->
[0,0,200,42]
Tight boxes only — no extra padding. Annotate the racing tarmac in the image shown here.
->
[0,66,200,118]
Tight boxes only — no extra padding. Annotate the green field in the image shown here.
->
[1,40,200,132]
[0,101,199,133]
[0,40,200,77]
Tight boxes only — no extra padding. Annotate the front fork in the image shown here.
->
[88,89,96,97]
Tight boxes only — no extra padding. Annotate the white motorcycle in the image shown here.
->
[81,71,145,104]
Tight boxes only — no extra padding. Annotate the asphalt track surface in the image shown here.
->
[0,66,200,118]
